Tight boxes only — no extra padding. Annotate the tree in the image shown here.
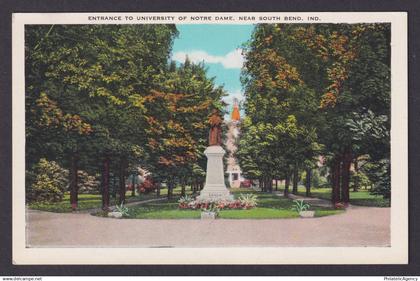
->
[238,24,321,195]
[238,23,390,203]
[143,59,226,199]
[25,24,179,209]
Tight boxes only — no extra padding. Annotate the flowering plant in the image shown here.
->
[238,193,258,209]
[178,195,257,211]
[178,195,194,209]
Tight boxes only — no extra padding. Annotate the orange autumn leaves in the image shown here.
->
[34,93,92,135]
[145,90,211,167]
[246,48,303,92]
[289,26,361,108]
[255,24,371,109]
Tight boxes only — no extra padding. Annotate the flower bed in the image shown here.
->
[178,194,258,211]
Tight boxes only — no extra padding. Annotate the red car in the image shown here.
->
[240,180,252,188]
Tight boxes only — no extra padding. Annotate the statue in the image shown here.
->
[208,110,222,146]
[197,109,233,201]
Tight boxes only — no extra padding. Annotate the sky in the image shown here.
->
[171,24,254,119]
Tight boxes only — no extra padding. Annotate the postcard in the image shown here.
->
[12,12,408,264]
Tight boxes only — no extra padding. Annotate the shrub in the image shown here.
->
[115,203,130,217]
[291,199,310,213]
[238,193,258,209]
[138,176,156,193]
[178,195,194,209]
[77,170,100,194]
[26,158,68,203]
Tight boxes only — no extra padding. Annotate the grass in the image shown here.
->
[27,186,191,213]
[294,186,390,207]
[116,190,344,219]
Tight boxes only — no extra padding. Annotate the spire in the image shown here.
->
[231,98,240,121]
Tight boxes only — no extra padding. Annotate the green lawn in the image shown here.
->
[27,186,191,213]
[294,186,390,207]
[114,190,344,219]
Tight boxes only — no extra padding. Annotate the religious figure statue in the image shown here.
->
[208,110,223,146]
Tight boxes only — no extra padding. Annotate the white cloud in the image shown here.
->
[172,49,244,69]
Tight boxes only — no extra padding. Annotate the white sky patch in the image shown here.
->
[172,48,244,69]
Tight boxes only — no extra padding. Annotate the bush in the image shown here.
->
[77,170,100,194]
[291,199,310,213]
[362,159,390,199]
[26,158,68,203]
[350,170,371,191]
[238,193,258,209]
[138,176,156,193]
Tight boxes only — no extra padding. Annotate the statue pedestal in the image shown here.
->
[197,146,233,201]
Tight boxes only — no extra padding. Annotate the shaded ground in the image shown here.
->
[26,204,390,247]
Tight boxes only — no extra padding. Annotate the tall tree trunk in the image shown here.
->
[131,173,136,197]
[292,165,299,195]
[331,156,341,204]
[102,155,110,210]
[181,181,186,197]
[353,158,359,192]
[268,178,273,193]
[341,149,352,204]
[118,157,127,205]
[275,179,278,191]
[156,182,161,198]
[284,174,290,197]
[270,178,274,193]
[305,168,312,197]
[69,153,79,211]
[167,181,173,200]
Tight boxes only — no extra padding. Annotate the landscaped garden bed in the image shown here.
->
[93,190,344,219]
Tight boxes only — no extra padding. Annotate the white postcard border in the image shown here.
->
[12,12,408,265]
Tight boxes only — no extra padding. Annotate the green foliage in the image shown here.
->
[295,186,390,207]
[350,170,371,190]
[238,193,258,208]
[291,199,311,213]
[178,195,194,205]
[238,23,390,200]
[77,170,100,194]
[115,203,130,217]
[26,158,68,203]
[118,191,342,219]
[311,169,326,188]
[362,159,390,199]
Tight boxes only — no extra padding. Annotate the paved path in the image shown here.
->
[26,205,390,248]
[275,192,334,208]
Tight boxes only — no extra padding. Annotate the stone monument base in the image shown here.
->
[196,145,233,201]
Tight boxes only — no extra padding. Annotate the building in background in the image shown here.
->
[225,98,245,188]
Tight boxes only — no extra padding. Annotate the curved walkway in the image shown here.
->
[26,204,390,248]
